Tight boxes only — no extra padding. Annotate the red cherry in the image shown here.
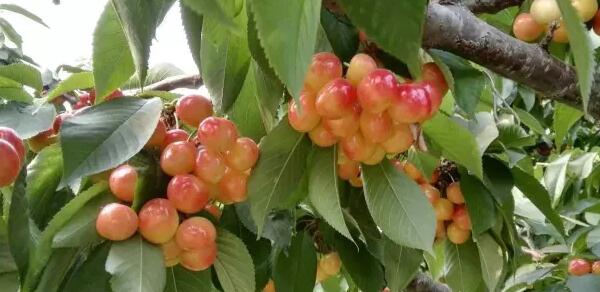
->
[288,90,321,132]
[104,89,123,101]
[381,123,413,154]
[308,123,338,147]
[346,53,378,86]
[388,82,431,124]
[52,112,73,134]
[162,129,189,150]
[175,217,217,250]
[109,165,138,202]
[197,117,239,153]
[357,69,399,114]
[591,261,600,275]
[224,137,259,172]
[452,204,472,230]
[304,52,343,93]
[512,13,544,42]
[0,140,20,187]
[359,111,393,143]
[217,169,249,204]
[0,126,25,161]
[180,243,217,271]
[568,258,592,276]
[146,120,167,149]
[160,141,196,176]
[446,222,470,244]
[315,78,358,119]
[421,63,448,95]
[167,174,210,214]
[138,198,180,244]
[322,105,360,138]
[176,94,214,127]
[95,203,138,241]
[594,10,600,36]
[194,147,227,184]
[340,131,376,162]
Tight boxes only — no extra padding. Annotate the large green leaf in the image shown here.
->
[62,243,112,292]
[249,0,321,99]
[333,231,385,292]
[106,235,166,292]
[165,265,217,292]
[423,113,483,179]
[60,97,162,187]
[320,8,358,62]
[7,169,32,285]
[23,182,108,291]
[252,64,284,131]
[459,169,496,236]
[0,272,18,292]
[111,0,175,85]
[362,160,435,252]
[338,0,426,77]
[512,167,565,236]
[556,0,594,112]
[181,0,238,33]
[235,202,294,249]
[93,2,135,102]
[383,238,423,291]
[444,240,482,292]
[34,247,81,292]
[308,146,353,242]
[247,119,311,235]
[0,4,48,27]
[476,234,503,291]
[45,72,95,102]
[0,87,33,103]
[26,144,72,229]
[566,275,600,291]
[273,231,317,292]
[0,63,42,91]
[180,3,203,72]
[214,229,255,292]
[0,102,55,139]
[228,62,267,141]
[553,103,583,147]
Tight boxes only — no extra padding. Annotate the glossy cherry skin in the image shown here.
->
[162,129,189,150]
[357,69,399,114]
[95,203,138,241]
[0,140,20,187]
[315,78,359,119]
[108,165,138,202]
[176,94,214,127]
[167,174,211,214]
[568,258,592,276]
[175,217,217,251]
[160,141,196,176]
[0,126,25,161]
[346,53,378,86]
[512,13,544,42]
[388,82,432,124]
[146,120,167,149]
[288,90,320,132]
[138,198,180,244]
[304,52,343,92]
[197,117,239,153]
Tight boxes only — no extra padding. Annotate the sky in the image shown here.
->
[2,0,198,74]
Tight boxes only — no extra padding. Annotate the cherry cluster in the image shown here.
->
[568,258,600,276]
[513,0,600,43]
[393,160,472,245]
[95,94,260,271]
[288,52,448,186]
[0,127,25,187]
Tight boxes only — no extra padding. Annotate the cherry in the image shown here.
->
[315,78,358,119]
[388,82,431,124]
[161,238,182,267]
[359,111,393,143]
[304,52,343,93]
[0,140,20,187]
[217,169,249,204]
[594,10,600,36]
[447,222,470,244]
[308,123,338,147]
[167,174,210,214]
[572,0,598,21]
[552,23,569,43]
[346,53,378,86]
[319,252,341,276]
[592,261,600,275]
[78,92,95,106]
[446,182,465,204]
[52,112,73,134]
[175,217,217,250]
[380,123,413,154]
[194,147,227,184]
[322,106,360,138]
[421,63,448,95]
[176,94,214,127]
[109,165,138,202]
[288,90,321,132]
[452,204,472,230]
[340,131,376,162]
[349,175,363,187]
[197,117,239,153]
[224,137,259,172]
[138,198,179,244]
[263,279,276,292]
[422,81,444,119]
[530,0,561,25]
[435,220,446,239]
[28,130,57,153]
[95,203,138,241]
[513,13,544,42]
[357,69,398,113]
[0,126,25,161]
[419,184,440,204]
[104,89,124,101]
[338,160,360,180]
[160,141,196,176]
[146,120,167,149]
[162,129,189,150]
[204,203,222,221]
[316,264,329,283]
[433,198,454,221]
[568,258,591,276]
[179,243,217,271]
[401,161,424,182]
[362,146,386,165]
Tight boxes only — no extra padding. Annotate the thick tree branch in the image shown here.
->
[143,74,202,91]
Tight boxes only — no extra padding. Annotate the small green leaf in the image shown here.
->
[166,265,217,292]
[45,72,95,102]
[60,97,162,187]
[543,153,571,203]
[247,119,311,235]
[444,240,482,292]
[180,4,203,72]
[7,169,32,285]
[337,0,426,77]
[383,238,423,291]
[0,4,48,27]
[333,230,385,292]
[106,235,166,292]
[273,231,317,292]
[459,169,496,236]
[93,2,135,102]
[62,242,112,292]
[0,102,55,139]
[0,63,42,91]
[309,146,353,242]
[423,113,483,179]
[553,102,583,147]
[475,234,503,291]
[362,160,435,252]
[214,229,255,292]
[250,0,321,99]
[514,107,544,135]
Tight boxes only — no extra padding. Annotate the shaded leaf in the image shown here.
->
[333,230,385,292]
[320,8,358,62]
[444,240,482,292]
[34,248,80,292]
[273,231,317,292]
[45,72,94,102]
[129,151,165,211]
[0,102,55,139]
[459,169,496,236]
[181,0,238,33]
[566,274,600,292]
[553,103,583,147]
[166,265,217,292]
[62,242,112,292]
[383,238,423,291]
[7,169,32,284]
[214,229,255,292]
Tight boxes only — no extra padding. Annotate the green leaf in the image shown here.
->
[423,113,483,179]
[249,0,321,99]
[34,248,81,292]
[122,63,184,90]
[556,0,594,112]
[444,240,482,292]
[511,167,565,236]
[0,18,22,48]
[475,234,503,291]
[503,264,554,291]
[0,4,48,27]
[228,62,267,141]
[544,153,571,203]
[129,151,165,211]
[235,202,294,249]
[165,265,217,292]
[45,72,94,102]
[52,192,115,248]
[62,242,112,292]
[93,2,135,102]
[496,123,536,148]
[214,229,255,292]
[111,0,175,85]
[0,87,33,103]
[382,238,423,291]
[361,160,436,252]
[252,64,284,131]
[106,235,166,292]
[247,119,311,235]
[454,113,499,155]
[181,0,238,33]
[0,102,55,139]
[60,97,162,187]
[407,149,439,183]
[553,103,583,147]
[0,63,43,91]
[0,272,18,292]
[320,9,358,62]
[337,0,426,77]
[26,144,72,229]
[566,275,600,292]
[333,231,384,292]
[273,231,317,292]
[458,169,496,236]
[7,169,32,285]
[309,146,353,242]
[513,107,544,135]
[180,3,203,72]
[23,182,109,291]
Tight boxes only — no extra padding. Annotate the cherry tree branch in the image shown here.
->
[143,74,203,91]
